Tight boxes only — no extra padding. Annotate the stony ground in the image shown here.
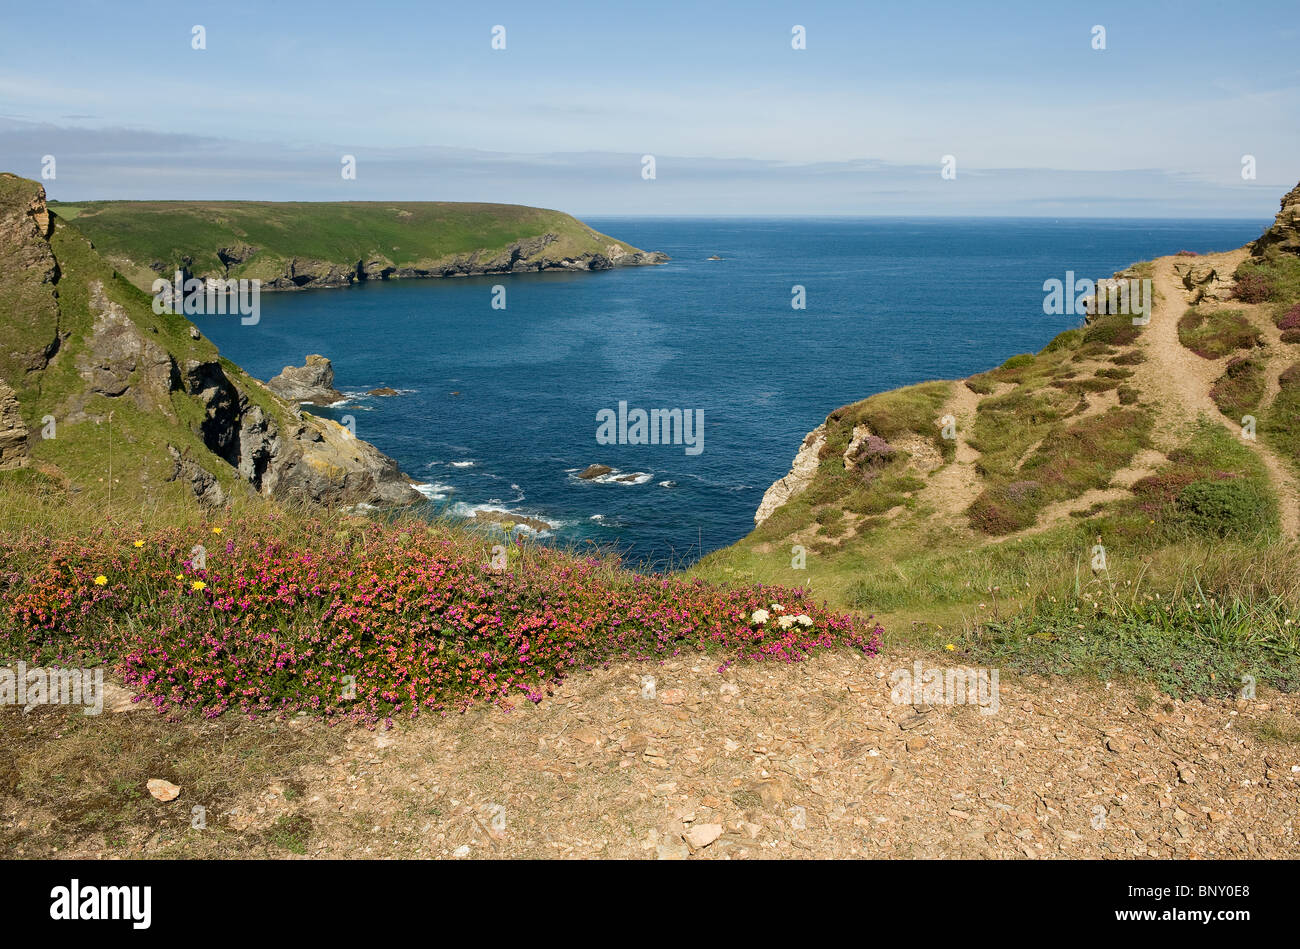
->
[5,648,1298,860]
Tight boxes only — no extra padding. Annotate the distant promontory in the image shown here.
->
[51,199,668,293]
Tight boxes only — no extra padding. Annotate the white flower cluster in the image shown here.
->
[750,602,813,628]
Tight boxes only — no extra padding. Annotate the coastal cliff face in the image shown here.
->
[755,426,825,525]
[0,174,420,509]
[255,236,668,291]
[52,199,669,294]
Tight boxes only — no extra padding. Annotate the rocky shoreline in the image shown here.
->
[171,239,669,293]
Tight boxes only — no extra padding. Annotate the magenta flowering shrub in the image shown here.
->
[1233,272,1273,304]
[0,520,882,724]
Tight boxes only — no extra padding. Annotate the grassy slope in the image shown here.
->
[693,254,1300,696]
[51,199,648,291]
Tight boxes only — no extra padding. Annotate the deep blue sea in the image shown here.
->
[193,218,1267,568]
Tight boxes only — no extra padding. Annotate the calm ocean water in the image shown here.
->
[194,217,1267,568]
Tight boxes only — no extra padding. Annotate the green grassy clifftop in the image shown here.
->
[53,199,667,292]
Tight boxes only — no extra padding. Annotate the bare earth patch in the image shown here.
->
[5,652,1297,860]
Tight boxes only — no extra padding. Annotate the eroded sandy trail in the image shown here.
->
[1140,254,1300,538]
[922,382,985,522]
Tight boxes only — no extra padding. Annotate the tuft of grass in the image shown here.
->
[967,582,1300,699]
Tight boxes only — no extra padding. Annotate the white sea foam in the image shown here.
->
[449,501,567,535]
[413,481,455,500]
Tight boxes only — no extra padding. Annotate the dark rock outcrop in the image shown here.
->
[74,282,180,408]
[0,174,62,382]
[578,464,612,479]
[165,444,225,508]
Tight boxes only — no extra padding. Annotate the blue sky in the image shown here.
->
[0,0,1296,215]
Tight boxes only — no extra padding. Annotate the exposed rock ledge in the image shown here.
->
[230,238,669,292]
[755,425,825,525]
[0,380,29,470]
[1250,180,1300,257]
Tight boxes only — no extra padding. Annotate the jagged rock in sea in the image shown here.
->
[266,355,346,405]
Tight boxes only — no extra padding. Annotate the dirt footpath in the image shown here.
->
[6,648,1298,860]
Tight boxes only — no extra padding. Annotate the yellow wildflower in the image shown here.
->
[191,580,207,591]
[93,575,108,586]
[133,540,145,548]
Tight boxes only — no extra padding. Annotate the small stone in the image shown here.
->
[655,838,690,860]
[620,733,649,753]
[452,844,471,858]
[683,823,723,850]
[572,726,602,746]
[906,736,928,753]
[146,779,180,802]
[660,688,686,705]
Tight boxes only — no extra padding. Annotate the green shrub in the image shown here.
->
[1209,355,1266,419]
[967,485,1039,534]
[1177,478,1273,538]
[1042,328,1084,353]
[1177,307,1261,359]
